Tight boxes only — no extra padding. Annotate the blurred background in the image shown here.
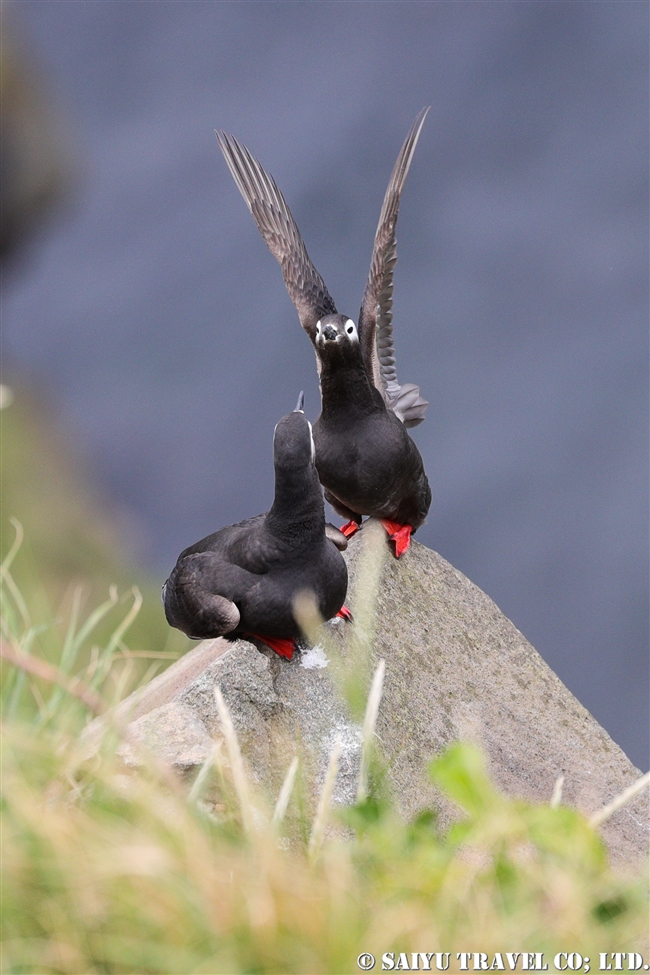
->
[2,2,648,768]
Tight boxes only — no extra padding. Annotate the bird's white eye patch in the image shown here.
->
[316,321,322,334]
[345,319,357,337]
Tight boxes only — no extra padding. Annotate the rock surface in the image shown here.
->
[93,522,649,866]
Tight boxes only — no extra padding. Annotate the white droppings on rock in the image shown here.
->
[328,719,363,755]
[327,720,363,806]
[299,644,330,669]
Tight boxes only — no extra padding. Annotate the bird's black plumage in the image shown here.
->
[312,313,431,531]
[162,399,348,650]
[215,113,432,543]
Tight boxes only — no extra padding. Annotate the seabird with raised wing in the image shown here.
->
[216,111,431,557]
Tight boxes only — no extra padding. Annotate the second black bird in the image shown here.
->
[162,394,349,659]
[216,111,432,556]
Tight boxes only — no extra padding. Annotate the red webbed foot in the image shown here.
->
[340,520,361,538]
[379,520,413,558]
[248,633,296,660]
[336,605,353,622]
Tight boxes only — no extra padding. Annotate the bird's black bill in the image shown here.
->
[295,391,305,412]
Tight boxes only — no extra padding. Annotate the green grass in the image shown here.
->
[1,527,648,975]
[0,381,188,667]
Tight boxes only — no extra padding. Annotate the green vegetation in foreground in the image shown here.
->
[2,529,648,975]
[0,381,189,678]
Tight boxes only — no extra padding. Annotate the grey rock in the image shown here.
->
[118,701,213,771]
[91,523,649,866]
[178,642,282,782]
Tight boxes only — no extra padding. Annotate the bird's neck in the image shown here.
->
[319,356,382,420]
[266,465,325,543]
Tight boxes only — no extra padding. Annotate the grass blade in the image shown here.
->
[188,751,215,805]
[69,586,119,658]
[58,585,84,674]
[272,756,299,827]
[550,774,564,808]
[0,565,31,636]
[309,737,341,860]
[589,770,650,827]
[2,517,24,576]
[89,586,143,689]
[214,685,254,834]
[357,658,385,802]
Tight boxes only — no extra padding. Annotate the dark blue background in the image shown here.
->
[4,2,648,769]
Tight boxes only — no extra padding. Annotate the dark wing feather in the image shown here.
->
[358,108,430,427]
[216,131,337,343]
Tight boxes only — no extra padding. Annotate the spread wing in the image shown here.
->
[358,108,430,427]
[216,131,337,344]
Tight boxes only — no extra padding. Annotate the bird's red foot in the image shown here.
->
[380,520,413,558]
[336,605,353,622]
[248,633,296,660]
[340,520,361,538]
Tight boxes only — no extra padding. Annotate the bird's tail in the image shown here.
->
[386,381,429,427]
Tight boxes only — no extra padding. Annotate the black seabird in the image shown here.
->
[215,110,431,557]
[162,394,349,659]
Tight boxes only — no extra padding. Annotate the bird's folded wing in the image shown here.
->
[358,108,430,427]
[216,131,337,343]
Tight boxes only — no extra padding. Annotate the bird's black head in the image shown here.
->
[267,393,324,541]
[272,393,315,473]
[315,313,359,358]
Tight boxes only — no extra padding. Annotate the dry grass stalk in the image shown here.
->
[272,755,299,827]
[308,736,342,860]
[292,589,324,646]
[589,769,650,827]
[350,519,387,653]
[357,658,386,802]
[187,750,215,805]
[0,638,106,715]
[550,774,564,808]
[214,684,255,834]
